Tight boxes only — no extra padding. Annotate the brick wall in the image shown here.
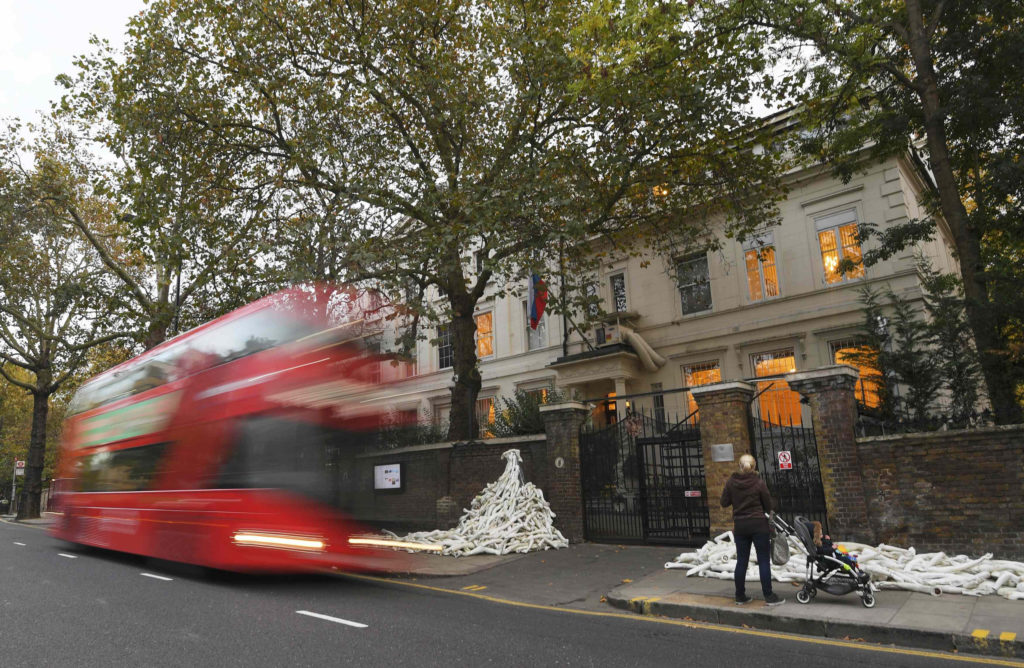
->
[856,425,1024,560]
[344,436,548,533]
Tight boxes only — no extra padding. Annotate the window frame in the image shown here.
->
[609,272,628,313]
[749,347,802,426]
[436,323,454,370]
[475,310,495,359]
[675,252,713,316]
[814,208,866,285]
[742,231,780,302]
[829,337,881,409]
[522,300,548,352]
[682,359,722,417]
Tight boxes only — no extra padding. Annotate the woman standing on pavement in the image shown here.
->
[720,454,784,606]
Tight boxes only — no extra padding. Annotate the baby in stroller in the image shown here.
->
[772,514,876,608]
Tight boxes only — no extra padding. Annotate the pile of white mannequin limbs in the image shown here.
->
[392,449,568,557]
[666,530,1024,600]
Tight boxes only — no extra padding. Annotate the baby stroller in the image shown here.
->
[771,514,876,608]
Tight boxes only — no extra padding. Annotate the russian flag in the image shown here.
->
[528,273,548,330]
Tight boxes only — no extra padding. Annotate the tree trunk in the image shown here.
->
[903,0,1022,424]
[446,293,482,441]
[16,389,50,520]
[144,314,171,350]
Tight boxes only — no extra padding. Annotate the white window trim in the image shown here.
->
[813,206,865,286]
[676,252,713,317]
[742,235,780,303]
[608,271,629,313]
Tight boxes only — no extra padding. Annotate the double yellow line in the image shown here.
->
[341,572,1024,667]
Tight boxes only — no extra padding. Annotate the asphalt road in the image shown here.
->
[0,522,1010,667]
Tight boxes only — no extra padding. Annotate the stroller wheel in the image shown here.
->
[796,589,813,604]
[861,592,876,608]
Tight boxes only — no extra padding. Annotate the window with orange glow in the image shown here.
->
[830,339,881,408]
[751,349,801,426]
[476,396,496,437]
[816,208,866,285]
[744,246,779,301]
[475,312,494,358]
[683,360,721,416]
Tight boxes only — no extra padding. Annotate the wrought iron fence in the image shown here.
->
[579,400,708,545]
[747,381,828,533]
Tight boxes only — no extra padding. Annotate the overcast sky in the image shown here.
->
[0,0,145,123]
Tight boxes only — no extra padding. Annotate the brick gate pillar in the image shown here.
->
[785,365,873,543]
[691,381,756,537]
[539,402,590,543]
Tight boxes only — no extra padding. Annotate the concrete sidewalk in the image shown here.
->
[606,565,1024,660]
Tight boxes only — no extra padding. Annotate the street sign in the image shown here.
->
[15,461,25,469]
[778,451,793,470]
[684,490,702,498]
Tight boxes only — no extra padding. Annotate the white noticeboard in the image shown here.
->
[374,463,402,491]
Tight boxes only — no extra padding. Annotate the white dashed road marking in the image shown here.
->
[58,553,78,559]
[296,610,368,628]
[141,573,173,581]
[13,542,25,546]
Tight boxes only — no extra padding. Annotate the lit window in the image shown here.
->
[815,208,865,285]
[610,273,627,313]
[683,360,721,416]
[830,338,881,409]
[751,348,801,426]
[475,312,494,358]
[676,253,712,315]
[476,397,495,437]
[743,232,779,302]
[522,301,547,351]
[437,324,453,370]
[524,387,550,404]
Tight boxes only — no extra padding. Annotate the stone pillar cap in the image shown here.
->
[690,380,756,396]
[785,365,859,384]
[539,401,590,413]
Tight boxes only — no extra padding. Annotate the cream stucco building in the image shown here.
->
[375,148,956,432]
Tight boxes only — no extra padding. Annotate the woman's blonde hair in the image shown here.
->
[739,454,756,473]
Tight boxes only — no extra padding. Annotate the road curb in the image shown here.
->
[606,592,1024,660]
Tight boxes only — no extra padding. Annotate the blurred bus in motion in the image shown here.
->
[50,286,414,573]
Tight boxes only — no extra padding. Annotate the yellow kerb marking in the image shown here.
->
[972,630,990,639]
[339,572,1024,667]
[999,632,1017,642]
[462,585,487,591]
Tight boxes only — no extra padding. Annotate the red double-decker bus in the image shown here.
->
[50,287,413,572]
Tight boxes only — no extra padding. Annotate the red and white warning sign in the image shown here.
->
[778,451,793,470]
[684,490,702,498]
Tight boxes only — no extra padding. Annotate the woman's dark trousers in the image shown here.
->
[734,530,773,598]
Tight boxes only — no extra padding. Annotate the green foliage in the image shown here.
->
[918,265,983,425]
[489,388,568,437]
[721,0,1024,422]
[99,0,789,438]
[853,263,985,430]
[378,421,451,450]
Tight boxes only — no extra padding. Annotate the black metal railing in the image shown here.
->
[747,382,828,533]
[580,405,708,544]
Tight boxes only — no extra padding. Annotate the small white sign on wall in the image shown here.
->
[374,463,402,490]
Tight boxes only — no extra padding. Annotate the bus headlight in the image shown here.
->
[232,531,326,552]
[348,537,443,552]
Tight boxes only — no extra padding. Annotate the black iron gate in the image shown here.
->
[580,407,709,544]
[748,381,828,532]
